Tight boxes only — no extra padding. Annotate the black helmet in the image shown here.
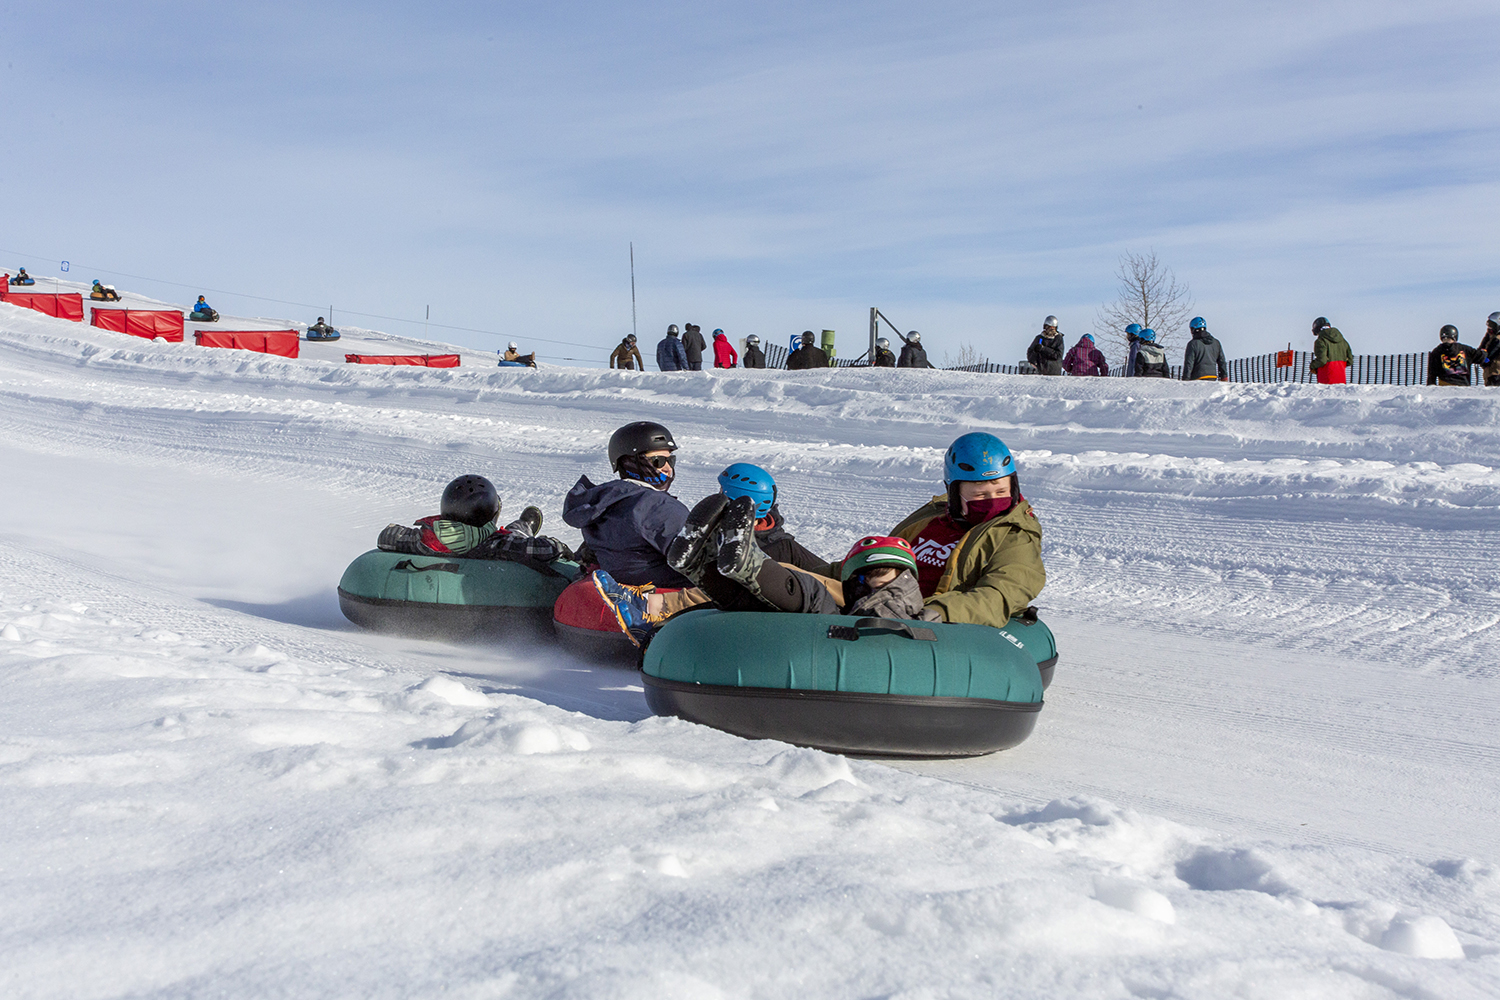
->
[608,421,677,471]
[746,334,760,346]
[801,330,815,345]
[440,475,500,527]
[1313,317,1330,333]
[907,330,921,343]
[1439,324,1459,341]
[667,324,680,336]
[626,333,637,343]
[1488,311,1500,326]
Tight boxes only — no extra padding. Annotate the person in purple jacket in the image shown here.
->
[1062,333,1109,376]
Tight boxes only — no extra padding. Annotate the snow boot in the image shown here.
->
[668,493,729,585]
[507,505,544,537]
[715,495,766,595]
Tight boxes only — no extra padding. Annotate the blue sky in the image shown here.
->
[4,1,1498,363]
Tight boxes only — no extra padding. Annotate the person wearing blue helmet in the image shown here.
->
[1132,328,1170,377]
[718,462,831,575]
[1124,323,1143,374]
[882,431,1045,627]
[1182,316,1227,381]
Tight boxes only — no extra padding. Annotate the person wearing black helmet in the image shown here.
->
[562,420,696,589]
[610,334,643,370]
[1477,311,1500,387]
[1309,317,1352,385]
[1427,324,1484,386]
[376,475,568,562]
[741,334,766,369]
[873,337,896,367]
[786,331,829,370]
[898,330,934,368]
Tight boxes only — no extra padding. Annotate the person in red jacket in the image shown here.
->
[711,328,738,368]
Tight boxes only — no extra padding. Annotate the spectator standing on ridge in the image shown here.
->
[1026,317,1066,375]
[657,324,688,371]
[1132,328,1171,377]
[1309,317,1352,385]
[1124,323,1143,375]
[1063,333,1109,376]
[1427,325,1484,386]
[873,337,897,367]
[681,323,707,371]
[897,331,934,368]
[1477,312,1500,387]
[611,334,644,370]
[1181,316,1228,381]
[786,331,829,370]
[742,334,766,369]
[711,329,738,368]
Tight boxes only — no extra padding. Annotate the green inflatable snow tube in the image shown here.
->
[641,609,1053,758]
[338,549,582,638]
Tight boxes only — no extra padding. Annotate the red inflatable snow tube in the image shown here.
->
[91,308,185,342]
[552,577,681,663]
[3,291,84,322]
[344,353,461,368]
[194,330,300,358]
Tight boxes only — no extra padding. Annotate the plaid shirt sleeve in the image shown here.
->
[495,531,570,563]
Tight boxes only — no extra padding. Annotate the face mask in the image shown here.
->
[963,496,1014,523]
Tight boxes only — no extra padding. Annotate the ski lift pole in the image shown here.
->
[630,243,638,341]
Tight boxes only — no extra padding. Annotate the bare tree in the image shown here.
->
[1094,250,1194,366]
[942,342,984,369]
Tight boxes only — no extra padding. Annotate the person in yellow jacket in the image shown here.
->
[886,431,1045,626]
[610,334,644,370]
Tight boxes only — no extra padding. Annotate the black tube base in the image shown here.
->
[338,590,552,640]
[642,676,1042,758]
[552,620,639,664]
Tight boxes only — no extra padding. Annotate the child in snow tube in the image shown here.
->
[588,460,832,645]
[378,474,572,563]
[189,295,219,322]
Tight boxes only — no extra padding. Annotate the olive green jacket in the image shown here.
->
[888,496,1046,627]
[1312,328,1352,369]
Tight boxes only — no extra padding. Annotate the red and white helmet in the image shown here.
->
[840,535,918,582]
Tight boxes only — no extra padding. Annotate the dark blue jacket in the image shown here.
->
[562,475,692,587]
[656,336,687,371]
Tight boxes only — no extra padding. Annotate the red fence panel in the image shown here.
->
[91,308,185,342]
[194,330,299,358]
[3,292,85,322]
[344,353,461,367]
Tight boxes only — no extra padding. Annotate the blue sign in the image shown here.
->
[60,261,69,272]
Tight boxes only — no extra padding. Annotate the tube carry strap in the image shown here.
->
[828,618,938,642]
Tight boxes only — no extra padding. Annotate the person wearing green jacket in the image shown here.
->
[886,432,1045,626]
[1310,317,1352,384]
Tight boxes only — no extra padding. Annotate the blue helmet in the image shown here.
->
[1138,327,1157,342]
[1190,316,1206,330]
[1125,323,1142,336]
[943,432,1015,484]
[718,462,776,517]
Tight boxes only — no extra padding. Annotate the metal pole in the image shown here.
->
[630,243,637,341]
[425,304,429,340]
[869,307,877,359]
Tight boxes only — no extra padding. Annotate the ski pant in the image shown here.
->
[1485,360,1500,388]
[687,361,703,371]
[696,560,843,615]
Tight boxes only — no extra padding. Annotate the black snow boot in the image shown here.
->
[715,496,765,593]
[668,493,730,585]
[507,505,543,537]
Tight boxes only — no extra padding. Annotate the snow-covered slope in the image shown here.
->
[3,302,1498,997]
